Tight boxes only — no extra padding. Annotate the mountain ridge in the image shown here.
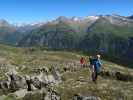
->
[0,14,133,67]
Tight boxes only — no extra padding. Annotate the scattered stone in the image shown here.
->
[73,94,101,100]
[100,70,133,82]
[31,77,42,89]
[0,80,10,89]
[51,67,61,81]
[14,89,27,99]
[45,89,61,100]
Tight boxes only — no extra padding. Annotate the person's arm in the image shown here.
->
[98,59,102,67]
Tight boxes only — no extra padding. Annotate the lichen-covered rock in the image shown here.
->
[73,94,101,100]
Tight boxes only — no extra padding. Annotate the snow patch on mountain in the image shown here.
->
[85,16,99,21]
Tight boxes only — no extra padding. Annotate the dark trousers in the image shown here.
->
[92,69,98,82]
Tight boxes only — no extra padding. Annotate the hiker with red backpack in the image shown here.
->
[80,57,85,67]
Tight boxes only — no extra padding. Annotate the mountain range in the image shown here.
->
[0,14,133,67]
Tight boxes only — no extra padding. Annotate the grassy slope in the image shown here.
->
[0,44,133,100]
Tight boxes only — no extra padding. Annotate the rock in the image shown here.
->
[82,96,101,100]
[47,75,56,84]
[45,89,61,100]
[73,94,83,100]
[115,71,133,81]
[35,72,49,84]
[100,70,133,82]
[51,69,61,81]
[10,80,19,92]
[31,77,42,89]
[50,91,61,100]
[73,94,101,100]
[0,81,10,89]
[8,73,26,91]
[14,89,27,99]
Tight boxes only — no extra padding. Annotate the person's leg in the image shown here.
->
[80,64,82,68]
[89,66,92,81]
[92,66,96,82]
[92,72,95,82]
[95,72,98,81]
[93,66,98,83]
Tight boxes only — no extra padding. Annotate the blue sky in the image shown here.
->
[0,0,133,23]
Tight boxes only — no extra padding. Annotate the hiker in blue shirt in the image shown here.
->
[89,54,102,83]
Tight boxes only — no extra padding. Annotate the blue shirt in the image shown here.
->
[93,59,102,73]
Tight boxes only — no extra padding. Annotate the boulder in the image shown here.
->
[31,77,42,89]
[100,70,133,82]
[73,94,101,100]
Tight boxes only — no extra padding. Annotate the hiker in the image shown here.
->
[89,54,102,83]
[80,57,85,67]
[89,56,93,67]
[84,57,88,67]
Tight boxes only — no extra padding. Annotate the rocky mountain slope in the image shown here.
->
[0,44,132,100]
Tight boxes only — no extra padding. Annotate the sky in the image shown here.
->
[0,0,133,24]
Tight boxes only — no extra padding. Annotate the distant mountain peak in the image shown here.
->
[56,16,69,22]
[0,19,10,27]
[85,16,99,21]
[71,16,82,22]
[127,15,133,19]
